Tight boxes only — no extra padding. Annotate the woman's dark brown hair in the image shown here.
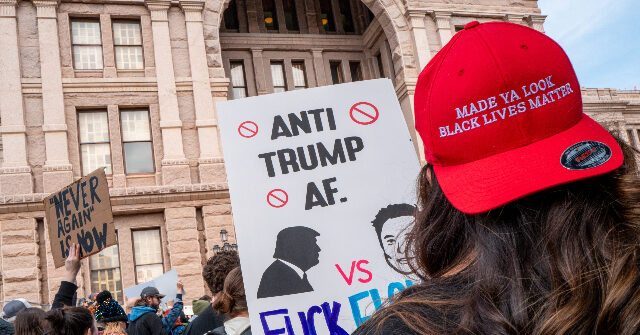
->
[213,267,247,318]
[44,307,94,335]
[15,308,46,335]
[361,139,640,335]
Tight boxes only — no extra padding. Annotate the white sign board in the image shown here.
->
[217,79,421,334]
[124,270,178,304]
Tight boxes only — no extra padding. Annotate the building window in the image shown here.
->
[349,61,362,82]
[330,61,343,84]
[263,0,278,30]
[230,62,248,99]
[133,229,164,284]
[89,245,123,303]
[376,52,385,78]
[71,20,103,70]
[224,0,240,31]
[339,0,355,33]
[319,0,336,32]
[120,110,154,174]
[282,0,299,31]
[112,20,144,70]
[271,61,287,92]
[78,111,112,176]
[292,61,307,90]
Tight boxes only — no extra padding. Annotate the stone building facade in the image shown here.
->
[0,0,638,307]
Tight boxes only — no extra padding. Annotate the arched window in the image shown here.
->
[223,0,240,31]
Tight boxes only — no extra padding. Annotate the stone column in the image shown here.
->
[0,218,40,302]
[527,15,546,33]
[251,48,269,95]
[145,0,191,185]
[100,14,117,77]
[432,11,453,48]
[407,10,432,71]
[164,207,205,301]
[180,0,225,183]
[244,0,260,33]
[107,105,126,187]
[311,48,326,86]
[33,0,74,193]
[203,204,236,259]
[0,0,33,195]
[303,0,319,34]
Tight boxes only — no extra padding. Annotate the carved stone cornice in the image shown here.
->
[32,0,59,19]
[429,11,452,30]
[0,0,17,18]
[145,0,171,21]
[179,0,204,22]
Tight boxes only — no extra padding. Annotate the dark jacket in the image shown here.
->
[182,304,225,335]
[257,260,313,299]
[52,281,78,309]
[209,326,251,335]
[127,306,168,335]
[0,319,14,335]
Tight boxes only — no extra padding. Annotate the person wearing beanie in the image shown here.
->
[191,297,211,317]
[94,291,128,335]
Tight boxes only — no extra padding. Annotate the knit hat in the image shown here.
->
[192,300,210,316]
[94,291,128,323]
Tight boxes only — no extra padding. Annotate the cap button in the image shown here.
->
[464,21,480,30]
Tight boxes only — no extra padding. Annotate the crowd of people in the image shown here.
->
[0,244,248,335]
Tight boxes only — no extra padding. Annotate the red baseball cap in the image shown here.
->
[414,21,623,214]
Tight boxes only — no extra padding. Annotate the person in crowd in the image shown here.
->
[207,267,250,335]
[0,318,12,335]
[190,295,212,322]
[127,281,185,335]
[182,251,240,335]
[353,21,640,335]
[43,307,97,335]
[77,298,88,308]
[14,308,46,335]
[93,291,128,335]
[126,286,167,335]
[1,299,31,324]
[52,244,82,309]
[159,282,188,335]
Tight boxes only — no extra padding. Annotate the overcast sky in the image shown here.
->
[538,0,639,90]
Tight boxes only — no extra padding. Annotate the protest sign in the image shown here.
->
[124,270,178,304]
[217,79,421,334]
[44,168,116,268]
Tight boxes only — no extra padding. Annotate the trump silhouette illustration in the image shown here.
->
[257,226,321,299]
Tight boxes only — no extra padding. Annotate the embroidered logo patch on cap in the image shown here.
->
[561,141,612,170]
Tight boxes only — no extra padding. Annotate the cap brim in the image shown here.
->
[157,294,166,299]
[434,114,624,214]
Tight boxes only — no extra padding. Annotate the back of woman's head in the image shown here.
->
[44,307,94,335]
[15,308,45,335]
[212,267,247,318]
[369,139,640,335]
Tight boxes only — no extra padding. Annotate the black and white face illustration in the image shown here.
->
[372,204,416,276]
[379,215,413,274]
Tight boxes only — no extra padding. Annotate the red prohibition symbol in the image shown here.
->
[350,102,379,125]
[267,189,289,208]
[238,121,259,138]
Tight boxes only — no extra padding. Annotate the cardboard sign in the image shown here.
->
[217,79,421,334]
[44,168,116,268]
[124,270,178,304]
